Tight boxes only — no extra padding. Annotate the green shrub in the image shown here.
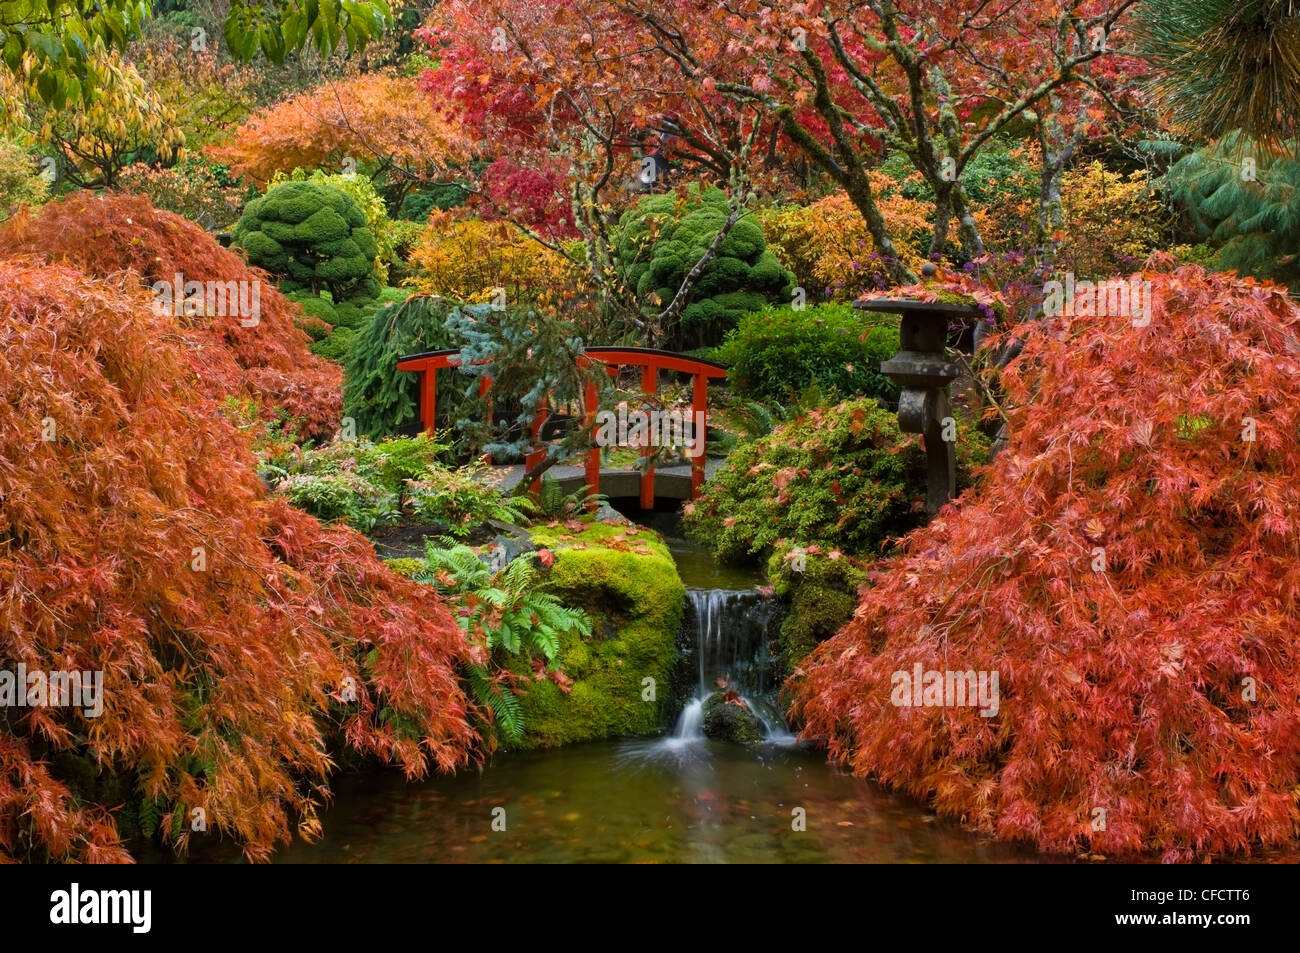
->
[270,168,397,282]
[614,185,793,349]
[409,542,594,746]
[715,304,901,406]
[230,180,380,301]
[0,139,49,222]
[275,470,399,533]
[263,433,449,531]
[683,398,989,565]
[405,468,534,534]
[308,325,357,363]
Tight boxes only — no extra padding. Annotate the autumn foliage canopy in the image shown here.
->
[0,260,477,863]
[789,261,1300,860]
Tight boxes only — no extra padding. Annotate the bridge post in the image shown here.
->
[584,378,600,508]
[640,365,657,509]
[420,362,437,435]
[526,403,547,495]
[691,372,707,498]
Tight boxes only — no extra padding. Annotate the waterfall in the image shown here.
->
[667,588,793,744]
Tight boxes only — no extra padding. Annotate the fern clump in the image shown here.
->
[413,542,592,744]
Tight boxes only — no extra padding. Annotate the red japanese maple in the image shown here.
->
[789,258,1300,860]
[0,193,342,440]
[0,262,477,862]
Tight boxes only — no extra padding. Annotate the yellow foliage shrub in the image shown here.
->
[1057,162,1168,278]
[407,213,592,309]
[759,179,931,301]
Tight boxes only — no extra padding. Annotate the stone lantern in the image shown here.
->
[856,272,980,514]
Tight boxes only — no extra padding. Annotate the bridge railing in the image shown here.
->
[396,346,727,505]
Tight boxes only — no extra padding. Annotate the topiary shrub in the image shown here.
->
[309,325,358,363]
[268,168,397,283]
[715,304,901,407]
[789,260,1300,861]
[231,180,380,302]
[683,398,989,565]
[614,186,793,350]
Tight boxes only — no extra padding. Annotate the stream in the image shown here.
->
[158,514,1053,864]
[266,518,1049,864]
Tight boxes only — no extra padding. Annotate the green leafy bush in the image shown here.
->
[405,468,534,535]
[715,304,901,406]
[263,434,448,531]
[275,470,399,533]
[231,180,380,301]
[269,168,397,282]
[308,325,357,363]
[411,543,592,745]
[0,139,49,222]
[683,398,989,564]
[614,185,793,349]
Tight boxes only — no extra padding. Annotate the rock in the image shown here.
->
[594,503,634,526]
[479,532,536,570]
[701,692,763,744]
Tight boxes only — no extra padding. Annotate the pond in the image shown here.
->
[265,738,1049,864]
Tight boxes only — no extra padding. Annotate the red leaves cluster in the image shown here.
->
[0,192,342,441]
[0,262,475,862]
[789,259,1300,859]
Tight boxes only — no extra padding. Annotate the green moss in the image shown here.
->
[383,557,425,578]
[768,544,867,675]
[504,520,685,749]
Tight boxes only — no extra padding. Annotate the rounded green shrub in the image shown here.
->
[683,398,989,565]
[231,180,380,302]
[614,186,793,350]
[308,325,357,363]
[715,303,901,406]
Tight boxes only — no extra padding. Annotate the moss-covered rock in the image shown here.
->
[382,556,425,578]
[768,543,867,676]
[701,692,763,744]
[506,520,685,748]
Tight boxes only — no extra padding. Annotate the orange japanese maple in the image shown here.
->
[789,259,1300,860]
[208,73,467,188]
[0,262,477,862]
[0,192,342,440]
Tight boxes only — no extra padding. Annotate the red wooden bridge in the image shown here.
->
[396,346,727,507]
